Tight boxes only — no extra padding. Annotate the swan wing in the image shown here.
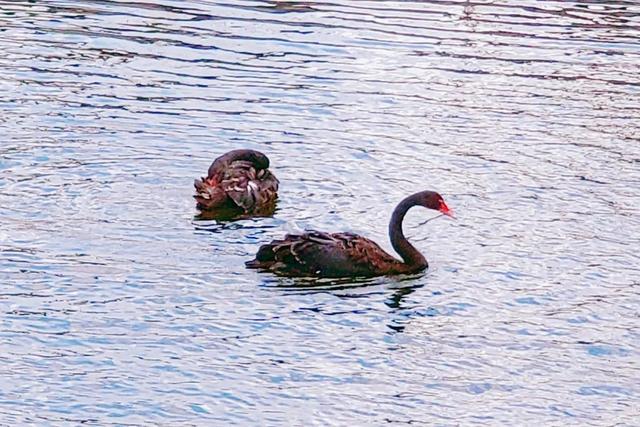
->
[247,231,396,277]
[220,160,279,212]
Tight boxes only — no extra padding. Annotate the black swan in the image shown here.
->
[194,149,279,217]
[246,190,453,277]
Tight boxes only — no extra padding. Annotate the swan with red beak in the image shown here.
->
[246,190,453,278]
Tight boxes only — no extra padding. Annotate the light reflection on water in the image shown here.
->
[1,0,639,425]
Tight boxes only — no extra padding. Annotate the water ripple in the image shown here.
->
[1,0,639,425]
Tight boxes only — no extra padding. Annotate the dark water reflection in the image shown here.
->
[1,0,639,424]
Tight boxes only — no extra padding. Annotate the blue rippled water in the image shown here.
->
[1,1,639,425]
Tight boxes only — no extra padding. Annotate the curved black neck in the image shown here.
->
[388,193,428,271]
[209,149,269,178]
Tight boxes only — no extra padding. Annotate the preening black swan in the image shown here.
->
[246,190,453,278]
[194,149,279,217]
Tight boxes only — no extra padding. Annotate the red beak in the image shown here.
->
[439,200,454,218]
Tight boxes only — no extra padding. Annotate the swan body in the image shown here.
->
[246,190,452,278]
[194,149,278,217]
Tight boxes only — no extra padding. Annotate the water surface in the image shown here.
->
[1,1,639,425]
